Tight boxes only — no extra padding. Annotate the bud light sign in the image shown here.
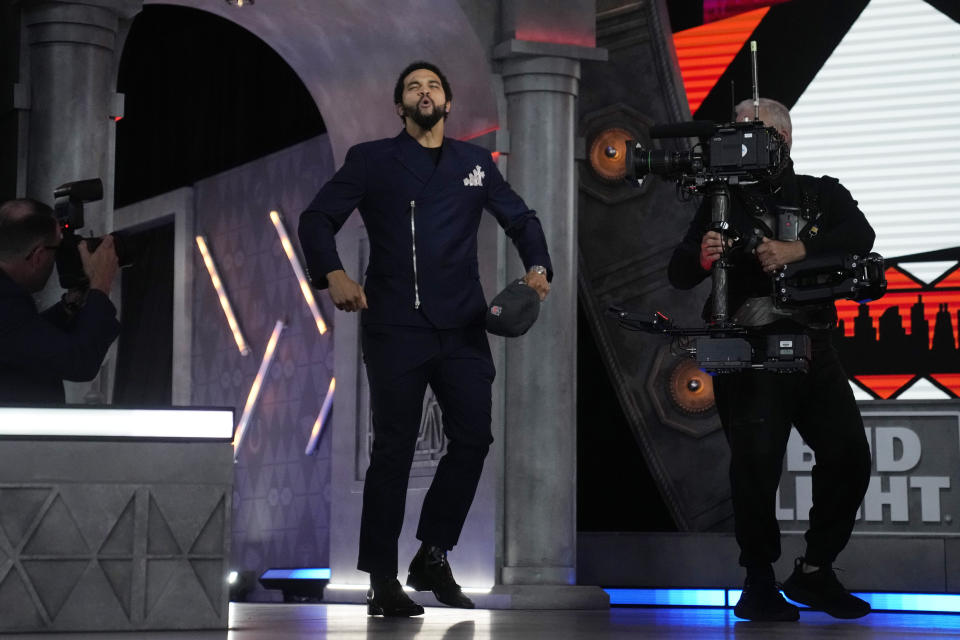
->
[777,401,959,535]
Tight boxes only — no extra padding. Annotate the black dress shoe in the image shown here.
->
[406,544,475,609]
[367,579,424,617]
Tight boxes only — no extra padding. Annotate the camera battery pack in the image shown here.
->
[695,337,753,371]
[763,334,811,372]
[776,205,800,242]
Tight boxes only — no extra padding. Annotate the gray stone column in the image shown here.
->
[21,0,140,402]
[493,44,608,608]
[22,0,139,226]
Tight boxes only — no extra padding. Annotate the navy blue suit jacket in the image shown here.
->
[0,270,121,404]
[299,130,552,328]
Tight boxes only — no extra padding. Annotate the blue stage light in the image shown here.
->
[605,588,727,607]
[853,592,960,614]
[260,568,331,581]
[259,567,331,602]
[609,588,960,614]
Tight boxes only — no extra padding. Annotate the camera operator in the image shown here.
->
[0,198,120,404]
[668,99,874,621]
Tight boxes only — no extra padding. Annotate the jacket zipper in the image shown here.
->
[410,200,421,309]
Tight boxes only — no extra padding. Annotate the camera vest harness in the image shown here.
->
[740,174,839,244]
[729,174,840,328]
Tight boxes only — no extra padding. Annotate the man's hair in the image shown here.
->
[0,199,57,261]
[734,98,792,141]
[393,60,453,105]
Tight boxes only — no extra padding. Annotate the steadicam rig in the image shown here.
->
[608,40,886,374]
[610,308,813,374]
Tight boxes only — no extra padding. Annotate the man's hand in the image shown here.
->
[78,235,119,294]
[699,231,731,271]
[327,269,368,312]
[523,269,550,301]
[755,237,807,273]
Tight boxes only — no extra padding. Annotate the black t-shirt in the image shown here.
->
[425,145,442,166]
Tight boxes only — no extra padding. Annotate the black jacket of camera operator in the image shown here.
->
[0,271,120,404]
[668,160,875,330]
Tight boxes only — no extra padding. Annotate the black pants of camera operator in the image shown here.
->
[357,323,495,577]
[713,330,871,574]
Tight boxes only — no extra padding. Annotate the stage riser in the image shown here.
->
[579,532,960,592]
[0,441,233,633]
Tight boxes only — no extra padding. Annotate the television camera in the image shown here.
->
[610,42,886,374]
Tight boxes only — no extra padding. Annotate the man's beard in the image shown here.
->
[402,99,447,131]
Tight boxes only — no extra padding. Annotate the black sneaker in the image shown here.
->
[406,544,475,609]
[782,557,871,619]
[366,578,424,617]
[733,576,800,621]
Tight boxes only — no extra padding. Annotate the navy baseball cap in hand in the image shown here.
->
[486,279,541,337]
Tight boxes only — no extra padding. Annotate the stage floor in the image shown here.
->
[8,603,960,639]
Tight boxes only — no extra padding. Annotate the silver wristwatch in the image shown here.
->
[529,265,547,276]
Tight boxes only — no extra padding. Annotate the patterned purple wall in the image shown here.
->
[190,135,336,600]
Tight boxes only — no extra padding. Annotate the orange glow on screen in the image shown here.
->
[854,374,916,400]
[930,373,960,397]
[672,7,769,114]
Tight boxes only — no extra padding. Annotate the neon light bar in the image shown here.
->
[269,210,329,336]
[261,568,331,580]
[856,592,960,614]
[327,583,492,595]
[233,320,285,461]
[305,377,335,455]
[0,407,233,439]
[605,589,727,607]
[608,588,960,614]
[196,235,250,356]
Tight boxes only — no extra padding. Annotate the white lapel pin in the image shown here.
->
[463,165,485,187]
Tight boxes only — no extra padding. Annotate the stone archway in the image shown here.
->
[145,0,500,161]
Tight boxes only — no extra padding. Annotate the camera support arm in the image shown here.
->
[707,183,733,326]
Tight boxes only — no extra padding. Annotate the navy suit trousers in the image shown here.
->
[357,323,495,576]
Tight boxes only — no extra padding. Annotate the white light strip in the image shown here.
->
[326,583,492,595]
[790,0,960,261]
[326,583,372,591]
[0,407,233,439]
[233,320,285,461]
[305,377,335,455]
[269,210,329,336]
[196,235,251,356]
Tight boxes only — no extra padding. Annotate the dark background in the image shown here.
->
[115,6,325,208]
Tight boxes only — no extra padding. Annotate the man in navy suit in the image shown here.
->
[299,61,552,616]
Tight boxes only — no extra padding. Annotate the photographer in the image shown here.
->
[668,99,874,621]
[0,198,120,404]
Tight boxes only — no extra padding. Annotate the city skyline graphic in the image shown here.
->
[834,248,960,399]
